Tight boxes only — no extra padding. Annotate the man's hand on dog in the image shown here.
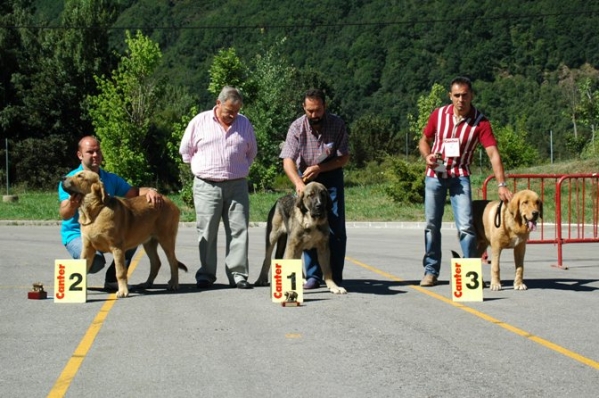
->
[69,193,83,208]
[499,186,513,203]
[145,189,164,208]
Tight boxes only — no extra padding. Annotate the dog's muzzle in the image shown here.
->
[525,211,540,231]
[61,176,76,195]
[310,202,326,218]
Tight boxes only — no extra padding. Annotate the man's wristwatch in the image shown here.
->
[497,182,507,188]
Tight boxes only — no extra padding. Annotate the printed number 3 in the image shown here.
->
[465,271,480,290]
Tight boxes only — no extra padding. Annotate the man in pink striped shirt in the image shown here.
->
[179,86,257,289]
[418,77,513,287]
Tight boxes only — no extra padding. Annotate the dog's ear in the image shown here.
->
[507,193,521,220]
[296,190,308,214]
[78,205,90,225]
[91,182,108,204]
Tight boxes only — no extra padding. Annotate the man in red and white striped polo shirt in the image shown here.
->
[418,77,513,287]
[179,86,258,289]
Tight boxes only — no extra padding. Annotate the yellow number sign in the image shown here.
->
[271,259,303,305]
[451,258,483,302]
[54,259,87,303]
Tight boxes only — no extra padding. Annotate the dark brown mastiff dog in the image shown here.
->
[254,182,347,294]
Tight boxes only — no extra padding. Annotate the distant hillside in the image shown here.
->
[3,0,595,189]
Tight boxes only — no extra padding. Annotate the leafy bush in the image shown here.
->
[13,136,72,190]
[381,156,426,204]
[345,161,389,187]
[493,124,539,171]
[349,114,403,167]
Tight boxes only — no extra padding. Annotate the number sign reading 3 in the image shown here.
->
[451,258,483,302]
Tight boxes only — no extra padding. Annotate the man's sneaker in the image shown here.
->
[303,278,320,289]
[420,274,438,287]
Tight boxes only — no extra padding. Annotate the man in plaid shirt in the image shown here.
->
[279,89,350,289]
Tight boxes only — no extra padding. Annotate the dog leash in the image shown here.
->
[494,201,503,228]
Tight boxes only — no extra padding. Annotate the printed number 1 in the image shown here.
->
[287,272,297,290]
[465,271,480,290]
[69,273,83,291]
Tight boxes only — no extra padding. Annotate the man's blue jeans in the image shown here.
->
[303,168,347,284]
[422,176,476,276]
[65,236,136,283]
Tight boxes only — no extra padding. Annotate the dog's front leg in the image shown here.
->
[489,245,503,291]
[81,237,96,274]
[513,242,528,290]
[317,243,347,295]
[112,248,129,298]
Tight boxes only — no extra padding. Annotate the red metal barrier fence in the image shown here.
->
[481,173,599,268]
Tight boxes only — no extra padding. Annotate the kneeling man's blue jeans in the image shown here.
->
[65,236,136,283]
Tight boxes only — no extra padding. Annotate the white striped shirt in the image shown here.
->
[423,104,496,178]
[179,107,257,181]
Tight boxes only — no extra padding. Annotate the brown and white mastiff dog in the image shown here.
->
[254,182,346,294]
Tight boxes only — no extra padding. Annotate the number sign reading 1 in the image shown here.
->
[271,259,303,304]
[450,258,483,302]
[54,259,87,303]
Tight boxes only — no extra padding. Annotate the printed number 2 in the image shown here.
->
[69,273,83,291]
[465,271,480,290]
[287,272,297,291]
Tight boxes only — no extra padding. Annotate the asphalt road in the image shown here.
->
[1,222,598,397]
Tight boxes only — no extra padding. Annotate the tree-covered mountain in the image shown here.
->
[2,0,599,189]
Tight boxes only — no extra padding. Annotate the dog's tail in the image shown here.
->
[451,249,491,264]
[177,261,188,272]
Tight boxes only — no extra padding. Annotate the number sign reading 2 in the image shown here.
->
[54,259,87,303]
[451,258,483,302]
[271,259,303,304]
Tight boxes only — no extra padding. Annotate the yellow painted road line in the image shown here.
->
[346,256,599,371]
[47,250,144,398]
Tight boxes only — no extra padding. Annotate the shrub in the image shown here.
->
[381,156,426,204]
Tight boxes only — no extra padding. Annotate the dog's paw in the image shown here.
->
[330,286,347,294]
[138,281,153,290]
[116,289,129,298]
[489,283,502,291]
[167,281,179,291]
[514,282,528,290]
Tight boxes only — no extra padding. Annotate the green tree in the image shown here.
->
[576,78,599,159]
[493,122,539,171]
[1,0,117,188]
[87,30,163,186]
[167,105,198,206]
[407,83,446,144]
[350,114,400,168]
[243,40,301,191]
[207,47,248,97]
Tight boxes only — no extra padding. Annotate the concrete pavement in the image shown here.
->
[1,223,598,397]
